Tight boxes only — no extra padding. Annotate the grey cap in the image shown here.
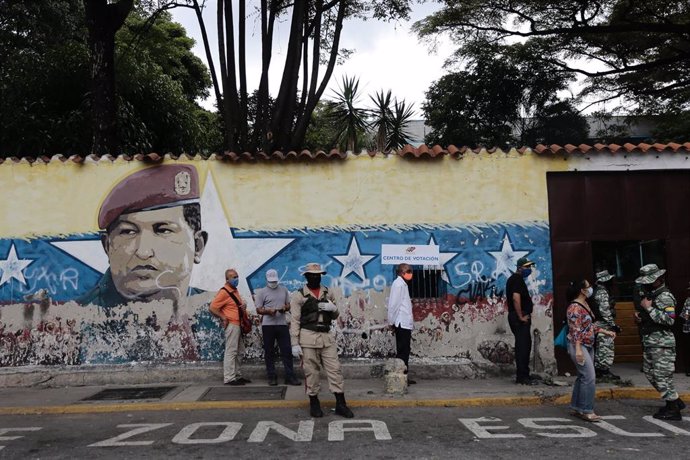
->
[265,269,279,282]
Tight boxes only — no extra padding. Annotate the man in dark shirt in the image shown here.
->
[506,256,537,385]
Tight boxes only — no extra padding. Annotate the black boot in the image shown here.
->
[653,400,681,421]
[309,395,323,418]
[676,397,686,411]
[334,392,354,418]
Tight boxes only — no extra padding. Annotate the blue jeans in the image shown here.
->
[568,342,596,414]
[262,325,295,379]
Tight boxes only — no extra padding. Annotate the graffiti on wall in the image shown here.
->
[0,164,554,371]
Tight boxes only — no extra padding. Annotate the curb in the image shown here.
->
[2,388,686,416]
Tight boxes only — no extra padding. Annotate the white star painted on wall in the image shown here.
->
[51,172,294,310]
[424,235,459,283]
[0,243,34,286]
[332,236,376,280]
[488,232,529,280]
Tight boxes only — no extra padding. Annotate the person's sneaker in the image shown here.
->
[516,378,539,386]
[285,376,302,386]
[237,377,252,384]
[225,379,245,386]
[268,376,278,386]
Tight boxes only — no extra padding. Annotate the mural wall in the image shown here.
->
[0,152,565,373]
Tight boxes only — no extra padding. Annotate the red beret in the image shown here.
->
[98,165,200,230]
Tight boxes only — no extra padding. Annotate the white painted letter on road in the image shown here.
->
[248,421,314,443]
[172,422,242,444]
[0,427,42,451]
[328,420,391,441]
[458,417,525,439]
[517,418,597,438]
[597,416,663,437]
[89,423,172,447]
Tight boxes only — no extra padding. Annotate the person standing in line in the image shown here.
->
[566,279,616,422]
[506,257,538,385]
[290,263,354,418]
[592,269,622,381]
[209,268,251,386]
[387,263,416,384]
[681,282,690,376]
[635,264,685,420]
[255,269,302,386]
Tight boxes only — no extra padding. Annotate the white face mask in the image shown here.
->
[584,287,593,298]
[267,281,279,289]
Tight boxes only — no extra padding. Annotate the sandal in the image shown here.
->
[577,412,602,422]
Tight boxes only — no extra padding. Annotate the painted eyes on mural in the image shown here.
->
[116,227,138,236]
[152,223,178,235]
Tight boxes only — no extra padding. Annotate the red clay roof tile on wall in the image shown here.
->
[1,142,689,164]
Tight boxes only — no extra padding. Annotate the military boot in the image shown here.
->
[653,400,681,421]
[309,395,323,418]
[676,397,686,411]
[334,392,354,418]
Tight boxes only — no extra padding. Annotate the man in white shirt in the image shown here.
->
[387,263,416,384]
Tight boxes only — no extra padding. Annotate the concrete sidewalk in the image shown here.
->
[0,363,689,415]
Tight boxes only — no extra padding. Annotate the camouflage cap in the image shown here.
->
[516,256,535,268]
[635,264,666,285]
[98,165,200,230]
[595,270,614,283]
[301,262,326,275]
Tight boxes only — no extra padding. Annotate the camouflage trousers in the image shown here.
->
[643,346,678,401]
[594,332,615,370]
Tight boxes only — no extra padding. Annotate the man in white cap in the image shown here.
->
[255,269,301,386]
[593,269,622,381]
[635,263,685,420]
[290,262,354,418]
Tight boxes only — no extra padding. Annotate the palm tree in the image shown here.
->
[327,76,369,151]
[387,99,415,150]
[369,90,393,152]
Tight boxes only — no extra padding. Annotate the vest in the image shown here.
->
[299,287,335,332]
[640,286,674,335]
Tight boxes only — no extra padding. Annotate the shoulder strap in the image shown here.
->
[573,300,593,317]
[222,287,242,307]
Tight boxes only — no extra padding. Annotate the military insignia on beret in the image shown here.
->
[175,171,191,196]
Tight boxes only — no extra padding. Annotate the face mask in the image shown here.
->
[267,281,278,289]
[305,273,321,288]
[521,268,532,278]
[228,278,239,288]
[402,272,413,281]
[584,287,593,298]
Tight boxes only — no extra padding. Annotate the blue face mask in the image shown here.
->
[521,268,532,278]
[229,278,239,288]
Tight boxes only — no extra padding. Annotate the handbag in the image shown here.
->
[554,322,569,349]
[223,288,253,334]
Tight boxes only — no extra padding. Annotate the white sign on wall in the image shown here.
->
[380,244,440,265]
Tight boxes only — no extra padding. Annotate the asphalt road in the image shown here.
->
[1,400,689,459]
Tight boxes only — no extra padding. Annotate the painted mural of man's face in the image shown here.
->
[103,205,207,303]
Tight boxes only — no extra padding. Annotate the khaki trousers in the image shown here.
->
[223,324,244,383]
[302,343,344,396]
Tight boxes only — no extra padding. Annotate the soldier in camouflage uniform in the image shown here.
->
[681,282,690,376]
[593,270,621,381]
[635,264,685,420]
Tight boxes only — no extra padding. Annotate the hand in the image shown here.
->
[292,345,303,358]
[318,301,337,312]
[612,325,622,334]
[607,331,617,339]
[268,308,276,316]
[283,304,291,312]
[575,348,585,366]
[640,298,652,311]
[520,314,530,323]
[220,318,228,329]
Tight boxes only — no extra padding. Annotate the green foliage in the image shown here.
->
[326,76,370,152]
[423,41,588,147]
[415,0,690,139]
[0,1,219,157]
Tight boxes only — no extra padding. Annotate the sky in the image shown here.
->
[170,1,455,117]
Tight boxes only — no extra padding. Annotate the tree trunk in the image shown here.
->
[83,0,133,156]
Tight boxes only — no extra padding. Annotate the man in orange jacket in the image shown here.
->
[210,268,251,385]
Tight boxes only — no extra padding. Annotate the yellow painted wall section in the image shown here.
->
[0,150,568,238]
